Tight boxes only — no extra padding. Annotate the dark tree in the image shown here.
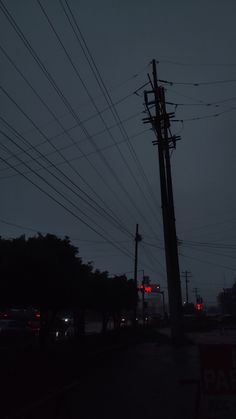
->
[91,272,136,332]
[218,282,236,319]
[0,234,88,345]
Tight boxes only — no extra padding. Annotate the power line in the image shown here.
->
[179,252,236,271]
[58,0,163,230]
[179,215,236,235]
[0,216,133,245]
[181,244,236,261]
[172,106,236,122]
[0,141,135,260]
[140,242,165,276]
[0,128,150,180]
[181,239,236,249]
[164,96,236,108]
[0,87,133,237]
[142,240,164,250]
[159,77,236,87]
[37,0,158,227]
[0,127,134,241]
[157,59,236,68]
[164,85,210,105]
[0,0,163,238]
[0,0,144,228]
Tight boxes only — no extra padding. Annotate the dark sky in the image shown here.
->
[1,0,236,307]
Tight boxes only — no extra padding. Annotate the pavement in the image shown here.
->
[3,327,236,419]
[3,332,201,419]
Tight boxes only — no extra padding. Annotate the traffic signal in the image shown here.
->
[138,283,161,293]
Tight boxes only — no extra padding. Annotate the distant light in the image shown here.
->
[56,331,59,337]
[196,303,201,311]
[35,313,40,318]
[63,318,69,323]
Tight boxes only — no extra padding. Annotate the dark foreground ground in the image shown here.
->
[1,328,201,419]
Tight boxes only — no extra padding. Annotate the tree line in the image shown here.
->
[0,234,136,344]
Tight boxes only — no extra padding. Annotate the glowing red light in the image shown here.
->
[196,303,201,311]
[35,313,40,318]
[145,286,152,293]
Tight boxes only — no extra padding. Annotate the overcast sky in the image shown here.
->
[1,0,236,307]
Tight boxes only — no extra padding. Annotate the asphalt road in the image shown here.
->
[7,341,200,419]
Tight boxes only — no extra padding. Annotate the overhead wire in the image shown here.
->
[157,59,236,67]
[0,41,142,228]
[0,124,134,239]
[0,133,136,260]
[1,2,166,274]
[0,85,133,237]
[0,216,134,247]
[179,252,236,272]
[0,0,148,228]
[180,243,236,260]
[37,0,151,213]
[142,240,164,250]
[0,56,142,170]
[159,77,236,87]
[172,106,236,122]
[140,241,165,277]
[58,0,163,231]
[0,127,150,180]
[180,239,236,249]
[162,85,210,105]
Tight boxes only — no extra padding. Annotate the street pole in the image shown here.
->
[193,287,199,305]
[182,271,192,304]
[159,85,183,337]
[134,224,142,325]
[142,275,145,325]
[160,291,165,317]
[143,59,183,342]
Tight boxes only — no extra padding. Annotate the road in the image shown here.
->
[7,341,200,419]
[4,327,236,419]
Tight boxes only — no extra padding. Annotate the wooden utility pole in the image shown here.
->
[193,287,200,304]
[143,59,183,342]
[182,270,192,303]
[133,224,142,324]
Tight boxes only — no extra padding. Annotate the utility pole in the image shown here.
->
[182,270,192,303]
[193,287,200,305]
[143,59,183,342]
[160,291,165,317]
[141,273,150,326]
[134,224,142,325]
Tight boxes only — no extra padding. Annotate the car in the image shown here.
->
[0,319,34,342]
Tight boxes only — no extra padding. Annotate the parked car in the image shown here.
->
[0,319,34,342]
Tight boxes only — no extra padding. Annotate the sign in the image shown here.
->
[199,344,236,418]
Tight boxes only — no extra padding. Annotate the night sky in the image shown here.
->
[1,0,236,307]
